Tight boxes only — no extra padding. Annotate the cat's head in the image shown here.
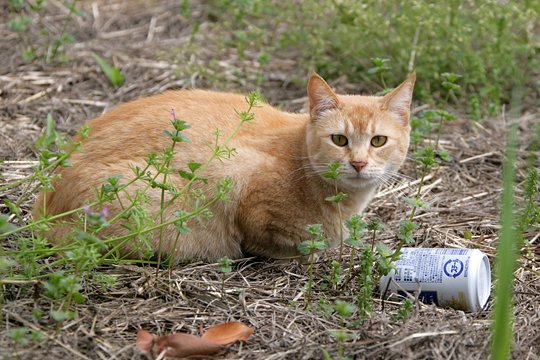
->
[306,72,415,190]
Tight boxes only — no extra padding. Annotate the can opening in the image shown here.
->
[476,255,491,308]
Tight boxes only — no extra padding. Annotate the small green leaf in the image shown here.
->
[322,163,342,180]
[172,210,191,234]
[392,298,414,322]
[7,328,30,345]
[8,16,31,31]
[375,242,393,257]
[376,255,393,276]
[9,0,26,10]
[4,198,21,218]
[171,119,190,132]
[334,300,357,317]
[31,330,44,343]
[325,192,347,203]
[50,310,70,322]
[306,224,323,236]
[0,214,16,235]
[64,1,85,17]
[345,236,363,248]
[402,196,425,209]
[54,33,74,46]
[442,81,460,92]
[398,220,417,244]
[0,256,16,271]
[32,308,44,321]
[22,47,36,62]
[163,129,189,143]
[298,240,312,255]
[217,257,232,273]
[178,169,194,181]
[217,177,233,199]
[72,292,85,304]
[328,329,355,342]
[367,217,386,232]
[441,72,462,83]
[436,150,453,162]
[92,53,125,87]
[368,57,391,75]
[188,162,202,172]
[36,114,58,150]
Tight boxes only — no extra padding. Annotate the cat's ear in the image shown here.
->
[381,72,416,126]
[308,72,340,120]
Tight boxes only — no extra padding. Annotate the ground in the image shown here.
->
[1,1,539,359]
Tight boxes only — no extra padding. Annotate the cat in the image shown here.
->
[34,72,415,262]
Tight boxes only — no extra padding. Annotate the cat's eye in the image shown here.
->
[331,134,348,147]
[371,135,387,147]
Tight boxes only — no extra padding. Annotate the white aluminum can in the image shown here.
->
[379,248,491,312]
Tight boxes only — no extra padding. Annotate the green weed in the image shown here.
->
[490,112,519,360]
[298,224,329,308]
[206,0,538,115]
[7,0,83,63]
[92,53,126,88]
[217,256,233,296]
[0,92,262,323]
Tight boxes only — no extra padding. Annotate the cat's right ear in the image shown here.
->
[380,72,416,126]
[308,72,340,120]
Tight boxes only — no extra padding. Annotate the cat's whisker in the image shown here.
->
[384,168,414,179]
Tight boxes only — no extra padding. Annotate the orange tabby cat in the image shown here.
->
[34,72,415,262]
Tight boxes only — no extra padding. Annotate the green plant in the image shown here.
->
[391,298,413,322]
[298,224,329,308]
[0,92,262,324]
[326,260,342,290]
[368,57,391,91]
[343,214,366,285]
[322,163,347,261]
[217,256,233,296]
[7,0,83,63]
[490,120,519,360]
[325,329,355,360]
[334,300,356,319]
[7,327,43,346]
[92,53,126,88]
[206,0,538,114]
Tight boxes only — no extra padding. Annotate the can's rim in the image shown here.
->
[476,254,491,309]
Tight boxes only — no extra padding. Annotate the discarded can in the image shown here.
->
[379,248,491,312]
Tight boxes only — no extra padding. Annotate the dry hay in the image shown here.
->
[1,1,539,359]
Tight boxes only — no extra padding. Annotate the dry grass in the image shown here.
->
[1,1,539,359]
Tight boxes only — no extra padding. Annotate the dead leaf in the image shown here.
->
[157,333,223,358]
[201,322,255,345]
[136,322,254,359]
[136,329,154,353]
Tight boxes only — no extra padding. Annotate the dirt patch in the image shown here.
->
[1,1,539,359]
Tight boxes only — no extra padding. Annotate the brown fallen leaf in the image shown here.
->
[201,322,255,345]
[136,329,154,353]
[136,322,254,359]
[156,333,223,358]
[137,329,223,358]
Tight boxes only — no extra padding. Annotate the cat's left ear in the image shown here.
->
[381,72,416,126]
[308,72,340,120]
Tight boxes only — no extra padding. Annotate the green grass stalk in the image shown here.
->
[490,88,522,360]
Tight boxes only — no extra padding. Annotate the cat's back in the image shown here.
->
[80,89,303,157]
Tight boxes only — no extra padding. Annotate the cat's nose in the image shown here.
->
[350,160,367,172]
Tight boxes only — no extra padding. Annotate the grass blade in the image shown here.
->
[490,87,522,360]
[92,53,125,88]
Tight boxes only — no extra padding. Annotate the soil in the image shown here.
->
[1,1,539,359]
